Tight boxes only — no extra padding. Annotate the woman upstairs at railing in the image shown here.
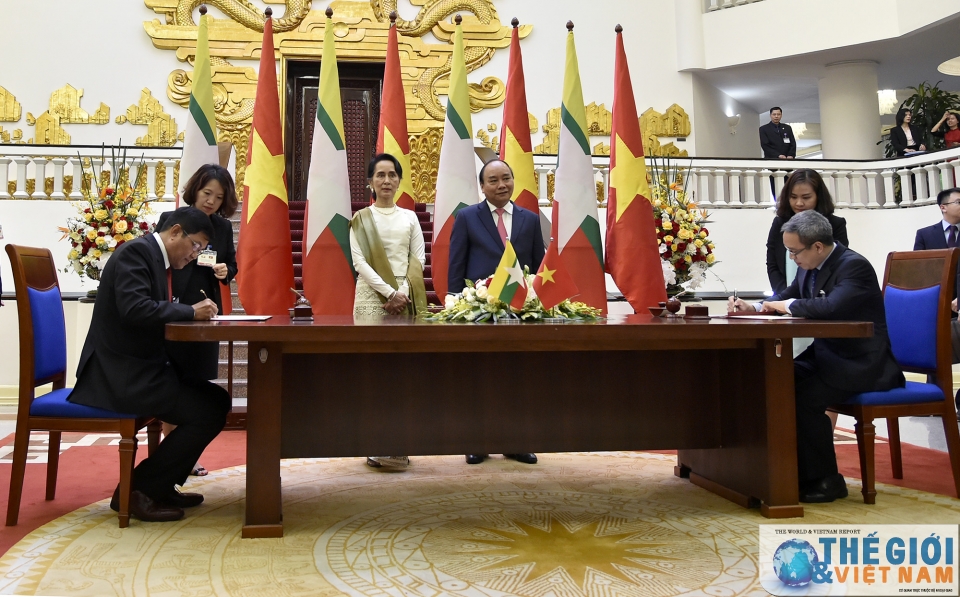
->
[890,108,927,156]
[932,111,960,150]
[765,169,849,294]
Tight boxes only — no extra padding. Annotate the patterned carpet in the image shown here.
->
[0,451,958,596]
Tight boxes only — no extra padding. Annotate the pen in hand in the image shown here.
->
[200,289,208,300]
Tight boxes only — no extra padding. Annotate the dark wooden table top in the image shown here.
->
[166,315,873,353]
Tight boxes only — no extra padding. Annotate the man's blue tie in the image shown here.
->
[805,268,818,299]
[949,225,958,249]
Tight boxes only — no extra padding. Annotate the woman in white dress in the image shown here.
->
[350,153,427,468]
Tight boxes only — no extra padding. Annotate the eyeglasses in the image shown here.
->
[942,200,960,207]
[787,245,812,258]
[184,233,204,253]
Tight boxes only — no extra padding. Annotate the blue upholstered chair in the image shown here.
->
[829,249,960,504]
[4,244,160,527]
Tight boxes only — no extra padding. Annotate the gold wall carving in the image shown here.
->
[117,88,180,147]
[0,127,24,143]
[476,123,498,153]
[0,86,21,122]
[408,126,443,204]
[146,0,527,191]
[528,112,537,134]
[640,104,691,138]
[23,84,111,144]
[535,103,691,156]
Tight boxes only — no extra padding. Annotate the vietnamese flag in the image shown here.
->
[533,207,579,309]
[235,9,295,315]
[301,10,355,315]
[499,18,548,244]
[605,25,666,312]
[376,14,416,211]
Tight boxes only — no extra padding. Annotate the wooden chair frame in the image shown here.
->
[5,244,160,527]
[830,249,960,503]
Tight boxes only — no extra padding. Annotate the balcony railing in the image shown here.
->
[533,147,960,209]
[704,0,765,12]
[0,145,182,202]
[3,143,959,210]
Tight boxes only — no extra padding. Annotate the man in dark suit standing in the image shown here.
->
[729,210,904,503]
[448,159,545,466]
[69,207,230,522]
[915,187,960,418]
[759,107,797,159]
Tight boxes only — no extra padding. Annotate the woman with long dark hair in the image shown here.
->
[890,108,927,156]
[766,169,848,294]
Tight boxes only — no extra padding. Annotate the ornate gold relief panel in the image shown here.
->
[24,84,110,144]
[145,0,528,190]
[536,103,690,157]
[116,88,181,146]
[0,86,21,122]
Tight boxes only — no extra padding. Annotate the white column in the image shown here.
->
[50,158,67,200]
[939,162,954,192]
[31,157,48,199]
[773,170,787,198]
[822,171,837,201]
[744,169,757,206]
[0,158,9,200]
[834,172,851,208]
[925,164,941,199]
[850,171,865,208]
[676,0,706,70]
[68,158,84,200]
[864,171,880,208]
[881,170,896,208]
[162,160,177,201]
[146,160,159,201]
[818,61,882,159]
[714,168,728,205]
[759,168,775,206]
[698,169,713,206]
[897,169,913,205]
[728,170,742,206]
[12,157,29,199]
[914,166,930,203]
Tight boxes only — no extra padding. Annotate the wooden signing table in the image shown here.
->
[167,315,872,538]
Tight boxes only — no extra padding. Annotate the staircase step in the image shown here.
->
[213,378,247,398]
[218,360,247,380]
[217,340,248,360]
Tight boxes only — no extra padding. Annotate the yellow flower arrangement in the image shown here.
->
[58,146,154,282]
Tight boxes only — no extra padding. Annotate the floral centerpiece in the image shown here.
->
[649,157,716,295]
[429,271,603,323]
[59,147,154,282]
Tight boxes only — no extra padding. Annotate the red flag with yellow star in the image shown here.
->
[236,12,295,315]
[499,19,547,243]
[605,26,666,312]
[376,19,416,211]
[533,202,579,309]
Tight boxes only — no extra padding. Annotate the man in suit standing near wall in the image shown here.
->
[915,187,960,418]
[729,210,904,503]
[69,207,230,522]
[760,107,797,198]
[447,159,545,466]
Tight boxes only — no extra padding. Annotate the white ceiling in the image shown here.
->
[696,13,960,125]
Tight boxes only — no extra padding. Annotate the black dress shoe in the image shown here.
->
[799,473,848,503]
[465,454,486,464]
[157,488,204,509]
[505,453,538,464]
[111,489,184,522]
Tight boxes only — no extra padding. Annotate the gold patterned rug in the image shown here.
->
[1,452,958,596]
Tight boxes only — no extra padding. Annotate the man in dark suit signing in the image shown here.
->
[915,187,960,418]
[729,210,904,503]
[448,159,545,466]
[69,207,230,522]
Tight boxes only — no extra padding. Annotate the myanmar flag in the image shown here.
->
[606,26,666,312]
[235,12,295,315]
[302,12,355,315]
[376,18,416,211]
[538,25,606,313]
[178,7,219,201]
[432,18,478,299]
[499,20,548,245]
[488,240,528,310]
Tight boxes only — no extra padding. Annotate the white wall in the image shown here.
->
[701,0,960,70]
[0,0,697,155]
[692,74,762,158]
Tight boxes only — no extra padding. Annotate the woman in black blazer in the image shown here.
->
[157,164,238,475]
[766,169,848,294]
[890,108,926,157]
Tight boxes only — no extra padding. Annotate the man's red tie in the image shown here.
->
[495,208,508,245]
[167,269,173,302]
